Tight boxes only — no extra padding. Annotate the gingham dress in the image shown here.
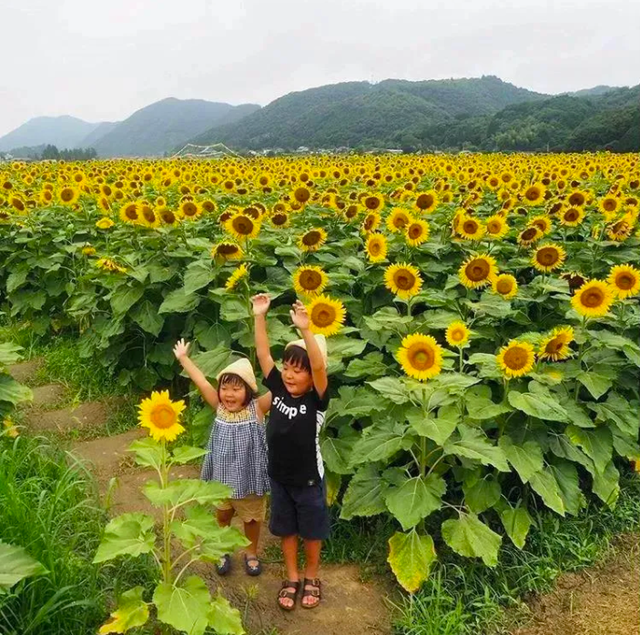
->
[200,399,269,499]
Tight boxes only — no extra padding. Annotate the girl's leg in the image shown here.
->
[279,534,299,609]
[216,508,235,527]
[243,520,261,558]
[302,539,322,607]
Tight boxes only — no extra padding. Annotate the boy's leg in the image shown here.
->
[302,539,322,607]
[280,534,299,608]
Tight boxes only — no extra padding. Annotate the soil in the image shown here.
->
[512,533,640,635]
[25,400,112,433]
[8,358,44,385]
[28,383,68,409]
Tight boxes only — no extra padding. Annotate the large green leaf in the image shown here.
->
[566,425,613,474]
[143,479,232,510]
[462,476,501,514]
[498,436,543,483]
[349,421,407,466]
[171,506,249,553]
[329,386,387,419]
[98,586,149,634]
[189,346,236,379]
[0,541,46,592]
[508,390,568,422]
[154,576,211,635]
[441,513,502,566]
[93,513,156,563]
[384,474,446,530]
[219,296,251,321]
[208,593,245,635]
[464,391,512,420]
[367,377,412,404]
[110,283,145,316]
[0,342,23,367]
[500,506,532,549]
[158,288,201,314]
[344,352,388,379]
[591,460,620,506]
[327,336,367,358]
[529,468,565,516]
[130,300,164,337]
[171,446,208,465]
[549,459,584,516]
[387,529,437,593]
[321,433,357,475]
[406,405,459,446]
[340,465,389,520]
[589,392,639,438]
[0,375,33,406]
[443,425,509,472]
[128,438,165,471]
[576,371,612,400]
[184,260,216,294]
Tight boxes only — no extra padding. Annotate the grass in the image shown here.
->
[0,433,156,635]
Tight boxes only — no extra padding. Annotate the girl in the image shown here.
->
[173,339,271,576]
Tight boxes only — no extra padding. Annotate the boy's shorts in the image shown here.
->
[269,478,330,540]
[217,494,266,523]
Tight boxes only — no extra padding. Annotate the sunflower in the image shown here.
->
[138,390,186,443]
[457,215,486,240]
[343,203,361,222]
[414,190,438,213]
[485,214,509,239]
[571,280,615,318]
[532,243,566,272]
[269,211,290,228]
[522,183,546,206]
[95,258,127,274]
[362,211,381,233]
[306,295,346,336]
[293,186,311,204]
[538,326,574,361]
[497,340,536,379]
[559,206,585,226]
[397,333,443,381]
[119,202,140,224]
[96,217,115,229]
[298,227,327,252]
[492,273,518,299]
[225,213,260,240]
[179,200,202,221]
[607,264,640,299]
[387,208,413,233]
[405,219,430,247]
[529,215,553,235]
[362,193,385,212]
[567,190,588,207]
[384,263,423,300]
[293,265,328,296]
[139,203,160,228]
[58,186,80,206]
[598,195,620,217]
[365,233,388,263]
[459,254,497,289]
[606,217,634,242]
[211,242,244,262]
[225,263,249,291]
[517,226,543,247]
[445,321,471,348]
[39,189,54,206]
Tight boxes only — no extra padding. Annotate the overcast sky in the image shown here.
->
[1,0,639,136]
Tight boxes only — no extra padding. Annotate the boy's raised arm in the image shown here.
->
[252,294,275,378]
[291,301,328,398]
[173,339,219,409]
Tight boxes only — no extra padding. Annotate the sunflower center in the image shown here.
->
[311,304,336,327]
[408,224,422,239]
[564,209,579,222]
[150,404,177,429]
[525,187,540,201]
[302,231,321,246]
[126,207,138,220]
[61,189,74,202]
[615,273,635,289]
[466,260,490,281]
[537,247,559,266]
[582,288,605,307]
[487,220,501,234]
[416,194,434,209]
[496,278,514,294]
[503,346,529,370]
[364,215,376,230]
[364,196,380,210]
[408,344,434,370]
[233,216,254,234]
[451,329,464,342]
[294,187,311,203]
[272,213,287,225]
[394,270,416,290]
[300,270,322,290]
[603,198,617,211]
[545,338,564,354]
[521,227,538,241]
[463,220,478,234]
[369,240,382,255]
[569,193,585,206]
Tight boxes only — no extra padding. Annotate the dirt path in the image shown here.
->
[10,359,392,635]
[511,533,640,635]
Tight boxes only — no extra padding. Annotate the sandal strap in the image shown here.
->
[302,578,322,598]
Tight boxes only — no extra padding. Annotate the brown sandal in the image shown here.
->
[301,578,322,609]
[277,580,300,611]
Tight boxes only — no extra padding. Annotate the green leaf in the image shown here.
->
[0,342,23,367]
[576,371,612,400]
[468,353,502,379]
[549,459,584,516]
[98,586,149,634]
[130,300,164,337]
[329,386,387,419]
[171,506,249,553]
[441,513,502,566]
[498,436,544,483]
[350,421,406,465]
[321,434,357,475]
[189,346,236,379]
[443,425,509,472]
[591,460,620,506]
[219,296,250,321]
[463,477,501,514]
[184,261,216,294]
[154,576,211,635]
[340,465,389,520]
[500,506,532,549]
[93,513,156,563]
[431,373,480,393]
[344,352,388,379]
[465,392,512,420]
[0,375,32,406]
[171,446,208,465]
[368,376,413,404]
[387,529,437,593]
[6,268,29,294]
[208,593,245,635]
[529,469,565,516]
[158,288,201,314]
[110,283,145,316]
[194,321,232,351]
[589,392,639,438]
[508,390,568,422]
[558,396,595,428]
[385,474,446,530]
[128,438,165,471]
[406,405,459,446]
[0,541,46,592]
[144,479,232,510]
[327,336,367,358]
[566,425,613,474]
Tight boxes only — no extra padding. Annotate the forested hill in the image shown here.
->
[190,76,547,149]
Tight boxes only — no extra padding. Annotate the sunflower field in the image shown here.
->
[1,152,639,593]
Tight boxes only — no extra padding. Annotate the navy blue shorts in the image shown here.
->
[269,478,330,540]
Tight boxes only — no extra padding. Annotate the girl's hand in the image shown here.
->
[252,293,271,316]
[173,338,190,361]
[290,300,310,330]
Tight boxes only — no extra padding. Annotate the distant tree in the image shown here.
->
[41,144,60,160]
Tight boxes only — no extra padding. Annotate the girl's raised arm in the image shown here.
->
[173,339,219,409]
[252,294,275,378]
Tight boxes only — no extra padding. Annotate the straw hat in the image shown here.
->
[216,358,258,392]
[286,334,328,367]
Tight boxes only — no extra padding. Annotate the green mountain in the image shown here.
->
[191,76,547,150]
[93,98,260,157]
[0,115,102,152]
[79,121,120,148]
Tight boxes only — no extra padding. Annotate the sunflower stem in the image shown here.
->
[160,440,173,584]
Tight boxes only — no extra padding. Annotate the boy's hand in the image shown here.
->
[290,300,310,330]
[173,338,190,361]
[252,293,271,316]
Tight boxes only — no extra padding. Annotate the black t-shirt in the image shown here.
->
[263,366,330,487]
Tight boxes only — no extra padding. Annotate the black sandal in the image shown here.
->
[277,580,300,611]
[244,553,262,576]
[301,578,322,609]
[215,554,231,576]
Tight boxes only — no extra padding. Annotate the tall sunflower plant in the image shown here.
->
[93,391,246,635]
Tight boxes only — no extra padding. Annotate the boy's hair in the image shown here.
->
[282,344,311,373]
[217,373,256,406]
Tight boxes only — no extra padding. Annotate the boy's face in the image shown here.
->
[281,361,314,397]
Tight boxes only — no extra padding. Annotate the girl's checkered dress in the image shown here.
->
[200,399,269,499]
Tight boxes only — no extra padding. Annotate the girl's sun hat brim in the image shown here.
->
[216,358,258,392]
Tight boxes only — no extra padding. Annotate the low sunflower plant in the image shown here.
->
[93,391,246,635]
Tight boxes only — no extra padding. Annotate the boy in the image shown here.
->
[252,293,330,610]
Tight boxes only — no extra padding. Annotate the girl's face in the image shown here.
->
[281,361,313,397]
[219,380,248,412]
